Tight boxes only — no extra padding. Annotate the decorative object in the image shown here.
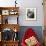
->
[2,28,13,41]
[5,18,8,24]
[10,10,18,15]
[13,32,18,41]
[2,10,9,15]
[26,8,36,20]
[2,28,18,41]
[10,12,14,15]
[25,36,38,46]
[13,28,18,40]
[14,28,17,32]
[21,28,41,46]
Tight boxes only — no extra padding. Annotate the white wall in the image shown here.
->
[0,0,15,7]
[0,0,44,26]
[18,0,44,26]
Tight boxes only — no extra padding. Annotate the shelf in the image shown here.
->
[0,7,19,15]
[2,40,19,46]
[1,12,19,15]
[0,24,20,32]
[2,40,19,43]
[0,7,19,10]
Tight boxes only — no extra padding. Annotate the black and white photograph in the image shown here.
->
[26,8,36,20]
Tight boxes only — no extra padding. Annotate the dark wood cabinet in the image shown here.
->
[0,7,20,46]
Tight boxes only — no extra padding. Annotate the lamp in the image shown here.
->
[15,0,17,7]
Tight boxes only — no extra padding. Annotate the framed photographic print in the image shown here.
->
[26,8,36,20]
[2,10,9,15]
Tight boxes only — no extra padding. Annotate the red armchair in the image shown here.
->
[21,28,41,46]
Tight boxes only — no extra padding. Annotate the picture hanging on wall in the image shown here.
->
[26,8,36,20]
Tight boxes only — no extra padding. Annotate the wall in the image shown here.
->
[18,0,44,26]
[0,0,44,26]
